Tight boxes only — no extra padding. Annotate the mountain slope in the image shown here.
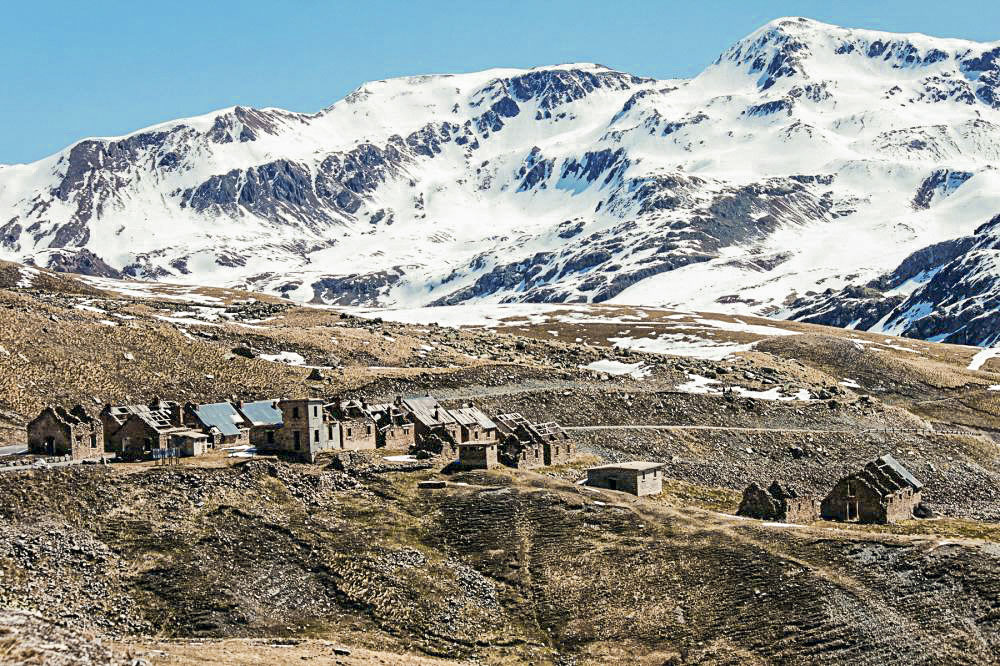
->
[4,18,1000,342]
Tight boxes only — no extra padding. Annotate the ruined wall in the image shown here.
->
[380,423,415,450]
[248,426,280,450]
[885,489,920,523]
[504,439,545,470]
[737,484,782,521]
[544,438,574,466]
[822,477,894,524]
[784,497,819,524]
[27,411,71,457]
[112,418,169,461]
[339,417,376,451]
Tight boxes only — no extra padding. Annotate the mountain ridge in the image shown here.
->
[4,17,1000,344]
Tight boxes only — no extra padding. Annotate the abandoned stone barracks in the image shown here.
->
[24,394,581,472]
[737,454,925,525]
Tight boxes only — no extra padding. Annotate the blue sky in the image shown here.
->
[3,0,999,164]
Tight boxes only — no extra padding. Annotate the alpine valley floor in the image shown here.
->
[1,261,1000,664]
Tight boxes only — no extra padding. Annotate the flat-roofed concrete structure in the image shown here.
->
[457,441,499,470]
[586,462,665,496]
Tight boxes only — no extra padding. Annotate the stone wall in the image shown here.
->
[785,497,819,523]
[544,438,574,466]
[587,467,663,496]
[339,416,377,451]
[380,423,415,450]
[458,443,499,470]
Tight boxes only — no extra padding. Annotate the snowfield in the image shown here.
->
[5,18,1000,344]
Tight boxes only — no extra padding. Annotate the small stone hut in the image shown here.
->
[27,405,105,461]
[170,429,211,457]
[457,441,499,471]
[821,454,923,524]
[586,462,665,496]
[737,481,819,524]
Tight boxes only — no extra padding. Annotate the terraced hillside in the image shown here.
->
[1,260,1000,664]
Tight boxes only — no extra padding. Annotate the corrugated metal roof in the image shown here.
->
[239,400,283,427]
[878,454,923,491]
[401,396,456,427]
[450,407,497,430]
[193,402,245,437]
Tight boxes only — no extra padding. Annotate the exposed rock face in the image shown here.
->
[789,219,1000,344]
[0,607,131,665]
[32,249,123,278]
[311,270,404,305]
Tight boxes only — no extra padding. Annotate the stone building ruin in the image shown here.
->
[366,400,416,449]
[27,405,105,461]
[100,399,189,462]
[821,454,923,524]
[737,481,819,524]
[495,413,574,468]
[330,399,378,451]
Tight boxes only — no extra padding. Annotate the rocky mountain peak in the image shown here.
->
[5,19,1000,345]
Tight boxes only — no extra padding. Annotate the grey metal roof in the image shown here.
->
[587,461,665,472]
[239,400,283,427]
[878,454,923,491]
[193,402,245,437]
[450,407,497,430]
[401,396,456,427]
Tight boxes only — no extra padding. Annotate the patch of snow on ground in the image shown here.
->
[350,303,566,328]
[988,385,1000,391]
[155,314,220,327]
[582,360,651,379]
[675,374,811,401]
[675,374,721,394]
[840,378,861,389]
[383,455,418,462]
[694,317,798,337]
[610,334,756,360]
[16,266,39,289]
[968,347,1000,371]
[259,351,307,366]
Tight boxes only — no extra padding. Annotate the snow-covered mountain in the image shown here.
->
[5,17,1000,344]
